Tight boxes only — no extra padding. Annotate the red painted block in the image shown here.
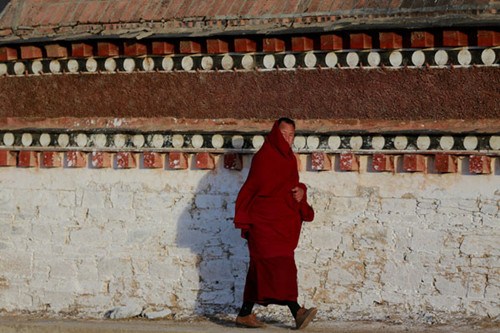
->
[123,41,147,56]
[223,153,243,170]
[18,151,38,168]
[207,39,229,54]
[372,154,394,172]
[20,45,43,59]
[291,36,314,52]
[66,151,87,168]
[196,152,215,170]
[0,151,17,166]
[143,152,164,169]
[469,155,491,174]
[97,42,119,57]
[477,30,500,47]
[234,38,257,52]
[90,152,112,168]
[339,153,359,171]
[403,154,426,172]
[311,152,332,171]
[320,34,343,51]
[45,44,68,58]
[116,152,136,169]
[179,40,202,54]
[263,38,286,52]
[41,152,62,168]
[168,152,189,169]
[411,31,435,48]
[72,43,94,57]
[379,32,403,49]
[152,41,175,55]
[0,47,17,61]
[350,33,372,49]
[443,30,468,47]
[434,154,457,173]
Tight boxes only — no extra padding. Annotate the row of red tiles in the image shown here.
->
[4,0,489,28]
[0,151,493,174]
[1,30,498,61]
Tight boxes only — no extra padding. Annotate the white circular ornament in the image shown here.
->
[325,52,338,68]
[304,52,317,68]
[241,54,255,70]
[39,133,51,147]
[232,135,244,149]
[162,56,174,71]
[416,136,431,150]
[86,58,98,72]
[132,134,145,148]
[394,136,408,150]
[67,59,79,73]
[284,54,296,69]
[58,134,69,147]
[31,60,43,75]
[350,136,363,150]
[76,133,88,147]
[263,54,275,69]
[252,135,265,149]
[328,136,341,150]
[221,54,234,70]
[171,134,184,148]
[346,52,359,68]
[191,134,204,148]
[201,56,213,70]
[181,56,194,71]
[49,60,61,73]
[440,136,455,150]
[123,58,136,73]
[151,134,164,148]
[371,136,385,150]
[411,50,426,67]
[93,134,107,148]
[211,134,224,149]
[14,62,26,75]
[293,136,306,150]
[105,58,116,72]
[2,132,15,146]
[21,133,33,147]
[463,136,478,150]
[367,52,381,67]
[142,57,155,71]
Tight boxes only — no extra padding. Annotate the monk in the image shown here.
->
[234,117,316,329]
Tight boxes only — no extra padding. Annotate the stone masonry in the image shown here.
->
[0,154,498,323]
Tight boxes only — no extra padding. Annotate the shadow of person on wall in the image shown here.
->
[175,154,249,325]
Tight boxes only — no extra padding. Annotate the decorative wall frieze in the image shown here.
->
[0,47,498,76]
[1,131,499,154]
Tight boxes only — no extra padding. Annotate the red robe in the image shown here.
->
[234,121,314,305]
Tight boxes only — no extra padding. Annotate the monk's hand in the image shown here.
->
[292,186,304,202]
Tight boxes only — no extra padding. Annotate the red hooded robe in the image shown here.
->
[234,120,314,305]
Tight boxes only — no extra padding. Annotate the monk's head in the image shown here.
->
[278,117,295,147]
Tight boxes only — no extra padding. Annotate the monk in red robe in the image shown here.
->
[234,117,316,329]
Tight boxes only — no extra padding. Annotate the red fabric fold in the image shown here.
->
[234,120,314,304]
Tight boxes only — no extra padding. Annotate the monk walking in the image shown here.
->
[234,117,316,329]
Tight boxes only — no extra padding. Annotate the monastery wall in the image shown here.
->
[0,154,498,323]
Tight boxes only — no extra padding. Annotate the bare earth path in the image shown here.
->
[0,316,498,333]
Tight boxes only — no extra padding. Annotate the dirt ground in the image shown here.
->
[0,315,499,333]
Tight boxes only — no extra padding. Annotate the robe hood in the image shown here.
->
[265,120,294,158]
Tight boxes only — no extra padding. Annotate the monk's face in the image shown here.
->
[279,122,295,147]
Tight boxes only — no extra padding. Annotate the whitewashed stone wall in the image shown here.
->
[0,154,498,323]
